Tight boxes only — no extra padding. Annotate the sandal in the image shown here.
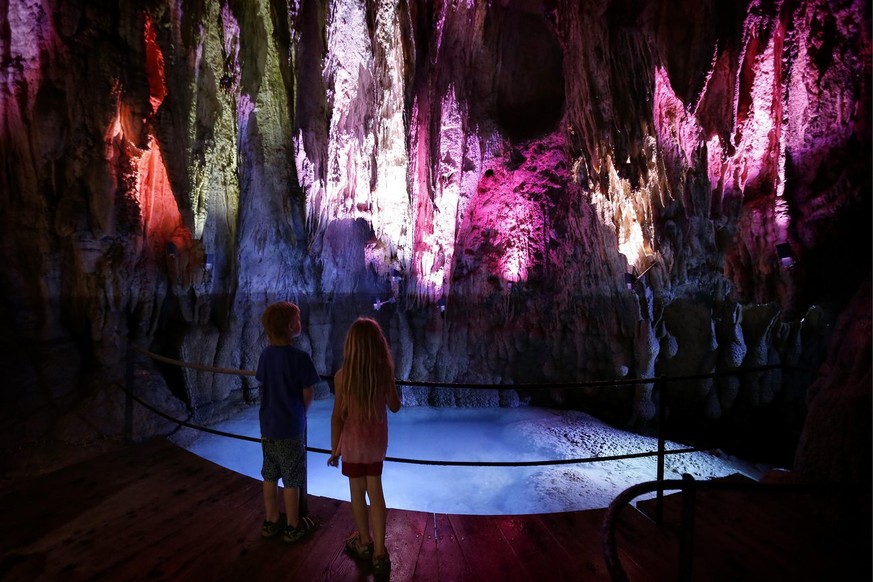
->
[344,533,373,561]
[283,515,318,543]
[261,512,286,537]
[373,553,391,578]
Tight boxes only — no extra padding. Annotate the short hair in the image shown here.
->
[261,302,301,344]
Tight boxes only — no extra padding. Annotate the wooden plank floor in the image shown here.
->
[1,439,868,581]
[633,474,872,582]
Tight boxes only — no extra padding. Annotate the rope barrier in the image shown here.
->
[125,342,803,469]
[119,380,703,467]
[382,447,703,467]
[131,344,257,377]
[121,382,261,444]
[395,363,786,389]
[130,342,806,389]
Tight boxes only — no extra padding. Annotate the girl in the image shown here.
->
[327,318,401,577]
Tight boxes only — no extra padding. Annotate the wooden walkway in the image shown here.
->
[0,439,868,581]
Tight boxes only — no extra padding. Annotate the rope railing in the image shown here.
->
[126,342,799,467]
[396,363,794,389]
[118,371,703,467]
[132,344,257,377]
[130,342,794,389]
[126,341,806,519]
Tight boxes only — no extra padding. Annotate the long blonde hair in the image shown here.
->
[338,318,395,421]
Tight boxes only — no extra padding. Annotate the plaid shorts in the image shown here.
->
[261,435,305,488]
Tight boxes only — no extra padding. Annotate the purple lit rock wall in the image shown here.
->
[1,0,869,480]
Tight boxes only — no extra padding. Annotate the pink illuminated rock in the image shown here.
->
[0,0,867,481]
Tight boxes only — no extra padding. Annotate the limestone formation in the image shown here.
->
[0,0,869,481]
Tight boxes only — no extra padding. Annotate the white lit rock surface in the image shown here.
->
[1,0,869,486]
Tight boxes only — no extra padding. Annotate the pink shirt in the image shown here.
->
[334,369,391,464]
[337,396,389,464]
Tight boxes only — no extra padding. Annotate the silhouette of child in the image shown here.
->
[256,301,320,542]
[328,317,401,577]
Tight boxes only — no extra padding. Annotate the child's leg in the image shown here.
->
[283,485,300,527]
[263,480,280,522]
[348,476,372,545]
[366,475,388,558]
[276,434,305,528]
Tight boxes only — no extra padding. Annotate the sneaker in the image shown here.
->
[373,553,391,578]
[261,513,286,537]
[344,533,373,561]
[283,515,318,543]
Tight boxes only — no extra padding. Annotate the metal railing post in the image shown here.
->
[656,376,666,524]
[678,473,696,582]
[301,421,309,517]
[125,340,134,444]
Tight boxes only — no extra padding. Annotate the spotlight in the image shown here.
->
[437,297,446,313]
[776,242,795,270]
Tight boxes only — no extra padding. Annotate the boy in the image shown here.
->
[256,301,320,542]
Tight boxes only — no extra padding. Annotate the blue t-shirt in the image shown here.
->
[256,345,320,439]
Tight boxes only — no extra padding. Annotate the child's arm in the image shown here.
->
[302,386,314,412]
[387,377,401,413]
[328,369,345,467]
[329,407,344,459]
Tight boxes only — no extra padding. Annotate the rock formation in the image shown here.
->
[1,0,869,482]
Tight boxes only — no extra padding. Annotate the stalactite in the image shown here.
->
[0,0,867,460]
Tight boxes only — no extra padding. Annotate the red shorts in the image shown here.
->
[341,460,384,478]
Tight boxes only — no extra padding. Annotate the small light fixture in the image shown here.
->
[625,272,634,290]
[204,253,213,272]
[776,242,795,270]
[373,296,397,311]
[437,297,446,314]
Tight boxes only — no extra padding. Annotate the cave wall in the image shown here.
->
[0,0,869,477]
